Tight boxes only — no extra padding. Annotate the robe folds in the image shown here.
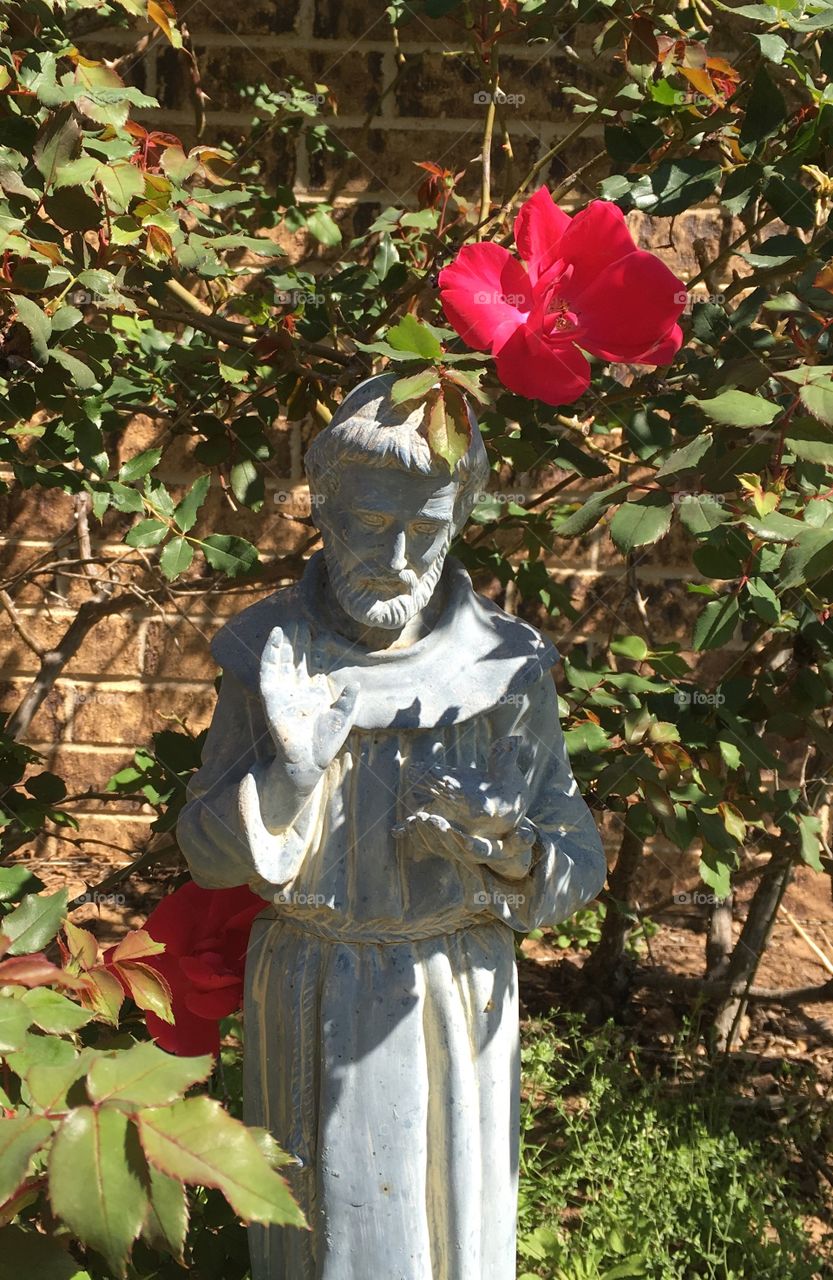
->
[177,551,607,1280]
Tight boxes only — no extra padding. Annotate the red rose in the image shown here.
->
[438,187,686,406]
[132,881,263,1057]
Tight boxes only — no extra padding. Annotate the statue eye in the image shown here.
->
[411,520,442,536]
[357,511,386,529]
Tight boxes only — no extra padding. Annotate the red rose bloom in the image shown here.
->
[135,881,264,1057]
[438,187,686,406]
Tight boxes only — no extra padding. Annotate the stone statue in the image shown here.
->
[177,373,607,1280]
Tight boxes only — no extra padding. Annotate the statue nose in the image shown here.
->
[389,531,408,573]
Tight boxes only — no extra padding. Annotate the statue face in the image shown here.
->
[319,461,458,630]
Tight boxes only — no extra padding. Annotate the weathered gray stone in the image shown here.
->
[177,373,607,1279]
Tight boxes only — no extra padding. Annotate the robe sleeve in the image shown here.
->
[176,670,325,894]
[477,672,608,931]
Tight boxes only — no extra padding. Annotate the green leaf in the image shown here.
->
[740,65,787,147]
[798,813,824,872]
[305,207,341,246]
[43,187,100,232]
[174,474,210,532]
[0,997,34,1053]
[49,1108,148,1277]
[11,295,52,363]
[201,534,259,577]
[125,519,168,549]
[118,447,162,483]
[386,314,444,359]
[692,596,740,651]
[799,378,833,426]
[0,867,44,903]
[691,391,779,427]
[743,510,805,543]
[390,370,439,404]
[610,635,649,661]
[26,1053,93,1112]
[230,460,264,508]
[609,493,673,552]
[555,483,631,538]
[744,577,780,624]
[137,1096,304,1227]
[677,494,731,537]
[159,537,194,581]
[50,348,97,389]
[142,1165,188,1259]
[423,388,470,469]
[784,417,833,462]
[0,1115,53,1205]
[655,434,712,478]
[87,1042,213,1108]
[781,528,833,587]
[20,987,91,1034]
[33,107,82,185]
[97,162,144,213]
[2,890,67,956]
[0,1225,91,1279]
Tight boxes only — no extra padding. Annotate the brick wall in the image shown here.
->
[0,0,732,896]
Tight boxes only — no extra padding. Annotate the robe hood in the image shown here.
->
[210,551,559,730]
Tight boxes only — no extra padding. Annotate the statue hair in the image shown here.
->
[304,373,491,533]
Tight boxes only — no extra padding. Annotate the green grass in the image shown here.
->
[518,1016,831,1280]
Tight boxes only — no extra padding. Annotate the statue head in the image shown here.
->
[305,373,490,630]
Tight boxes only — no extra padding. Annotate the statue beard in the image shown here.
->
[322,533,450,630]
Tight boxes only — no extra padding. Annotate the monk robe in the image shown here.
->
[178,550,607,1280]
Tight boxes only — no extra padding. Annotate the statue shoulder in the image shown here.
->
[210,581,304,692]
[450,560,559,676]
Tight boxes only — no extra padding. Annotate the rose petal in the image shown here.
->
[494,325,590,406]
[185,983,244,1020]
[571,251,686,362]
[514,187,572,283]
[439,242,532,352]
[631,323,684,366]
[557,201,643,300]
[146,1004,220,1057]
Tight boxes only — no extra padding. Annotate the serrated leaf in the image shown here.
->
[230,460,264,508]
[11,295,51,363]
[677,493,731,537]
[780,528,833,587]
[174,474,210,532]
[117,962,174,1024]
[692,596,740,651]
[118,447,161,483]
[159,537,193,581]
[87,1042,212,1108]
[691,391,779,427]
[0,997,34,1053]
[422,387,470,469]
[784,418,833,462]
[390,369,438,404]
[137,1096,304,1226]
[26,1053,92,1112]
[49,1107,148,1277]
[21,987,91,1034]
[609,493,673,552]
[555,483,631,538]
[655,434,712,478]
[799,379,833,426]
[0,1115,54,1208]
[3,890,67,956]
[50,348,96,389]
[609,635,649,661]
[305,207,341,246]
[201,534,259,577]
[0,867,44,902]
[142,1165,188,1258]
[386,314,443,359]
[33,107,82,186]
[125,519,168,549]
[97,162,144,213]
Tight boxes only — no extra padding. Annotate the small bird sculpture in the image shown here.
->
[405,735,531,840]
